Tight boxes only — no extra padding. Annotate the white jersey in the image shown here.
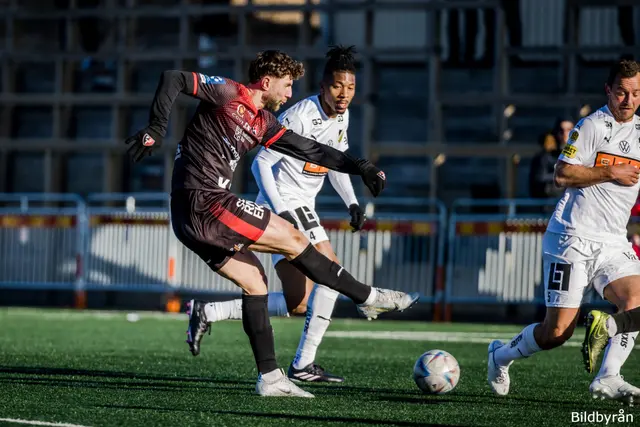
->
[252,95,357,212]
[547,105,640,243]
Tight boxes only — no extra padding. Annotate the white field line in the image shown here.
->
[324,330,628,350]
[0,309,188,321]
[0,418,90,427]
[2,309,622,350]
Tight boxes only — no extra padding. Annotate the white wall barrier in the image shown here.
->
[0,194,445,307]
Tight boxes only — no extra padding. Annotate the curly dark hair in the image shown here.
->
[248,50,305,83]
[607,59,640,86]
[323,45,357,81]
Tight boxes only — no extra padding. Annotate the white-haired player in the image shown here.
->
[488,59,640,404]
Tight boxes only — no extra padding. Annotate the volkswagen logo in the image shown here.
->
[619,140,631,154]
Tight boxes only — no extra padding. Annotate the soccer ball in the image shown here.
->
[412,349,460,394]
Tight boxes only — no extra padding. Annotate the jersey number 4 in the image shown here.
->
[547,262,571,291]
[294,206,320,231]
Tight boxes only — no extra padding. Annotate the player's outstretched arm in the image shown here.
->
[124,71,197,161]
[267,130,386,197]
[125,70,229,162]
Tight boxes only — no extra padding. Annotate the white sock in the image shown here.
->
[292,284,339,369]
[494,323,542,366]
[204,293,289,322]
[362,287,377,306]
[597,332,638,378]
[606,316,618,337]
[204,300,243,322]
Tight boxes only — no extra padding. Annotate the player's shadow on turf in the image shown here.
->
[93,404,451,427]
[380,393,605,410]
[0,377,211,394]
[0,366,255,386]
[377,395,460,405]
[302,383,425,397]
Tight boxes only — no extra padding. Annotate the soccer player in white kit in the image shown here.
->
[487,60,640,404]
[252,45,365,382]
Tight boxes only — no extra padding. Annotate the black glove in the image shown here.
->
[124,126,163,163]
[356,158,385,197]
[279,210,299,229]
[348,204,366,232]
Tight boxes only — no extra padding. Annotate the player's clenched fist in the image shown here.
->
[356,158,386,197]
[125,126,163,162]
[610,163,640,186]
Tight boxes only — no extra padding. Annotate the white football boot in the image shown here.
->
[357,288,420,320]
[255,368,315,398]
[487,340,512,396]
[590,375,640,406]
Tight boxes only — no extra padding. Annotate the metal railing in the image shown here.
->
[0,193,86,293]
[0,193,446,306]
[1,193,631,317]
[443,198,610,314]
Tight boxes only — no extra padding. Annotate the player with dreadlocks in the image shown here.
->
[186,46,393,384]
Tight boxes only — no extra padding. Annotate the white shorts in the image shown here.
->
[255,196,329,267]
[542,231,640,308]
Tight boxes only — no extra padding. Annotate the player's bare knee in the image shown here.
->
[538,322,575,349]
[239,266,268,295]
[290,302,308,315]
[293,228,309,248]
[620,295,640,311]
[286,228,311,258]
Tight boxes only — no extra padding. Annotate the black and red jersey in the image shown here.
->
[153,72,285,192]
[146,70,363,195]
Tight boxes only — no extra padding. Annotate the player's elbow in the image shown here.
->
[250,158,261,180]
[251,157,270,182]
[553,171,567,188]
[553,164,570,188]
[161,69,180,82]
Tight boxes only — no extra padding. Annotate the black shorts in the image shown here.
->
[170,189,271,271]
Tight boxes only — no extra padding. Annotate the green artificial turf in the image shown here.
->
[0,308,638,427]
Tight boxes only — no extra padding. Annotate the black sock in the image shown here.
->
[613,306,640,334]
[289,244,372,304]
[242,294,278,375]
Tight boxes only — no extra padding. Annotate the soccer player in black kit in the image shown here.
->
[125,50,419,397]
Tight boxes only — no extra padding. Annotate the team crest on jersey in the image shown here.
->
[338,129,346,143]
[569,130,579,142]
[635,123,640,131]
[619,140,631,154]
[237,104,246,116]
